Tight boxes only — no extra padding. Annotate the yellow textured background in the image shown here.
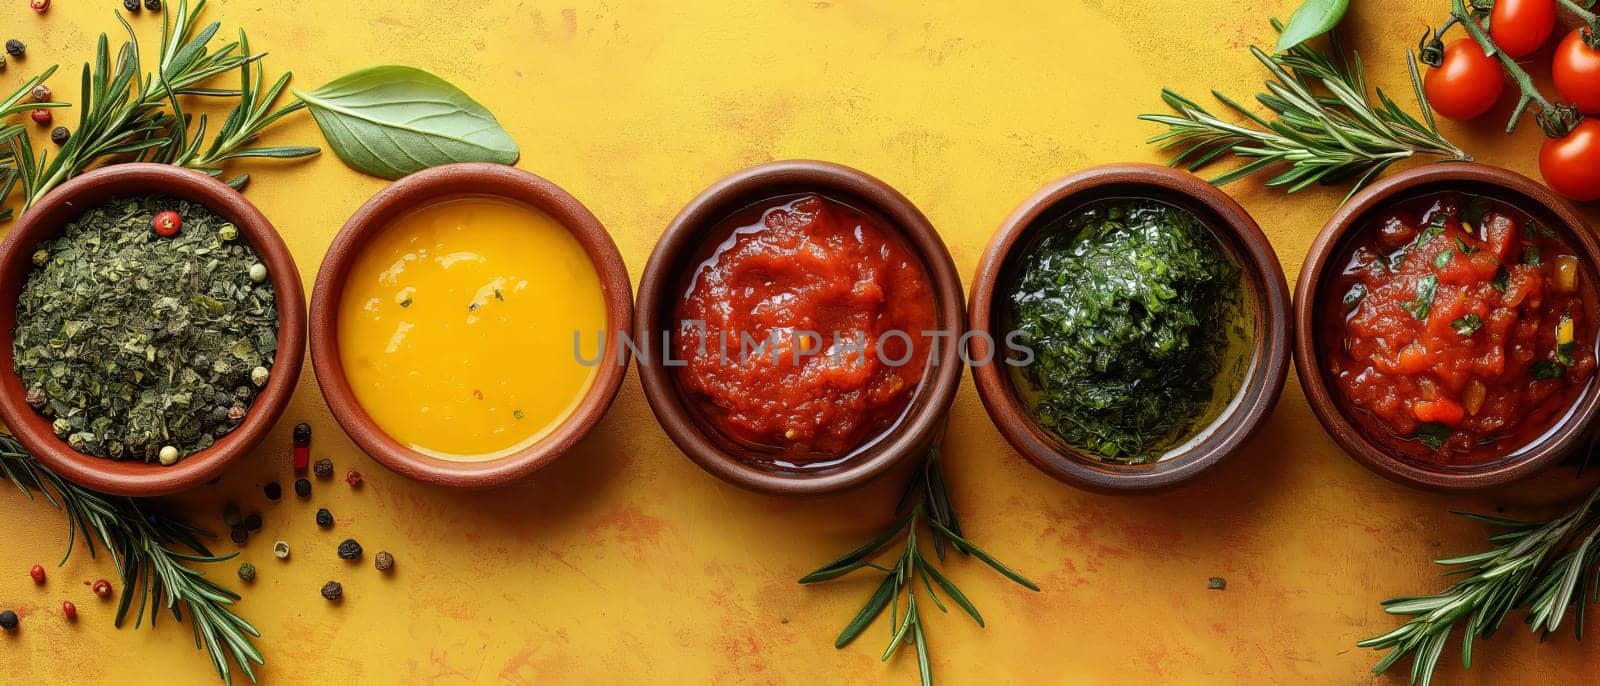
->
[2,0,1600,683]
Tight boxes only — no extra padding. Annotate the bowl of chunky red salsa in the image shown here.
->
[1298,163,1600,490]
[637,161,964,495]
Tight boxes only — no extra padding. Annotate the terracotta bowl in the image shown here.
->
[309,163,632,489]
[969,163,1292,493]
[1296,162,1600,491]
[0,164,306,497]
[636,160,965,496]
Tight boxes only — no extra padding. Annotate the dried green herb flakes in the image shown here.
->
[13,194,278,462]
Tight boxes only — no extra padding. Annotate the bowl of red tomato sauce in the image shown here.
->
[636,161,965,496]
[1297,163,1600,490]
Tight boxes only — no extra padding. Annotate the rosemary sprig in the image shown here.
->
[801,449,1039,685]
[0,0,315,218]
[0,434,262,684]
[1358,484,1600,686]
[1140,23,1469,201]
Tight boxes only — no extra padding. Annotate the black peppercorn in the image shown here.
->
[144,0,161,11]
[316,508,333,529]
[264,481,281,501]
[123,0,140,11]
[321,581,343,602]
[242,513,263,532]
[230,526,248,544]
[293,422,311,446]
[50,126,68,145]
[5,40,25,57]
[374,551,395,573]
[313,458,333,479]
[337,538,363,560]
[295,478,312,499]
[0,610,17,631]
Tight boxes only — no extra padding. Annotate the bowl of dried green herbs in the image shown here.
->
[0,164,305,496]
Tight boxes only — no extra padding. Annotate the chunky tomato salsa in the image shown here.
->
[1323,193,1596,466]
[673,195,937,466]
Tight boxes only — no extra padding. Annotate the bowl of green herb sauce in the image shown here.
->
[969,164,1290,492]
[0,165,305,496]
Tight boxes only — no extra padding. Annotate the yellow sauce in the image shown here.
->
[337,196,607,461]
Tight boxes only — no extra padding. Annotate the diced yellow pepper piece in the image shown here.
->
[1555,254,1580,293]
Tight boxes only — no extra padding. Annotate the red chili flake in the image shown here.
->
[345,470,363,488]
[152,211,181,237]
[29,564,45,584]
[91,579,112,599]
[30,0,49,13]
[293,445,310,471]
[61,601,76,621]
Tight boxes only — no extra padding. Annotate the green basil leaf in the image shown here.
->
[1415,422,1451,451]
[1276,0,1350,52]
[1403,274,1438,321]
[1455,237,1478,254]
[1452,313,1482,338]
[293,66,519,179]
[1433,247,1453,270]
[1523,245,1542,266]
[1532,360,1565,380]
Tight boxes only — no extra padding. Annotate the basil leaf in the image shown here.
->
[1403,274,1438,321]
[1532,360,1565,380]
[1452,313,1482,338]
[1523,246,1542,266]
[1276,0,1350,52]
[1491,266,1509,293]
[1465,197,1493,227]
[1433,247,1453,270]
[293,66,520,179]
[1455,237,1478,254]
[1415,422,1451,451]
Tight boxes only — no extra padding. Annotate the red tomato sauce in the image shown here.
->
[673,195,937,466]
[1322,193,1597,466]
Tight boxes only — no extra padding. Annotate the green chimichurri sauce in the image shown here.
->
[1007,198,1247,464]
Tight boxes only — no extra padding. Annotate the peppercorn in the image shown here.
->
[293,422,311,445]
[374,551,395,573]
[29,564,45,584]
[237,563,256,582]
[92,579,112,599]
[250,366,269,387]
[145,0,162,10]
[123,0,140,11]
[50,126,68,145]
[249,262,268,283]
[222,502,242,528]
[292,422,311,470]
[0,54,6,72]
[152,210,181,238]
[264,481,282,501]
[320,581,343,602]
[62,601,76,621]
[345,470,363,488]
[30,0,49,13]
[228,405,247,422]
[315,508,333,529]
[6,40,25,57]
[313,459,333,479]
[31,84,51,102]
[273,541,290,560]
[229,526,248,544]
[295,478,312,499]
[158,445,180,466]
[30,108,51,126]
[242,513,263,532]
[0,610,17,631]
[337,539,363,561]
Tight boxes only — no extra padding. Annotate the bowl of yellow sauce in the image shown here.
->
[310,164,632,488]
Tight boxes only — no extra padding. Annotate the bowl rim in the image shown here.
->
[0,164,307,497]
[968,163,1292,493]
[1294,161,1600,491]
[634,159,966,496]
[308,163,633,489]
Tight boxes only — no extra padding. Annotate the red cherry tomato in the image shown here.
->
[1554,29,1600,114]
[1540,118,1600,201]
[152,210,182,237]
[1490,0,1557,59]
[1426,39,1506,120]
